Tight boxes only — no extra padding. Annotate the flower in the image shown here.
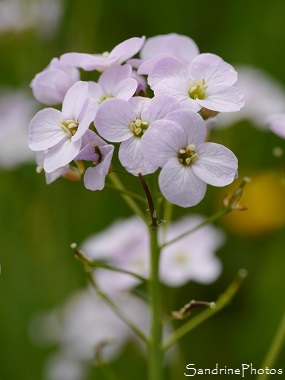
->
[30,58,80,105]
[60,36,145,72]
[28,81,97,173]
[81,216,149,293]
[135,33,199,75]
[94,95,182,175]
[75,130,114,191]
[88,64,137,107]
[160,215,224,286]
[142,109,238,207]
[268,113,285,138]
[216,66,285,129]
[148,54,244,113]
[0,90,36,169]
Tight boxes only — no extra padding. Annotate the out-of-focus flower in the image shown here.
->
[44,353,87,380]
[31,58,80,105]
[0,0,63,37]
[142,109,238,207]
[60,37,145,72]
[160,215,224,286]
[218,170,285,235]
[95,95,181,175]
[0,90,36,169]
[148,54,244,113]
[216,66,285,129]
[268,113,285,138]
[28,81,97,173]
[81,216,149,293]
[31,288,150,380]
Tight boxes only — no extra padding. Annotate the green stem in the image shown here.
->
[163,269,248,350]
[259,312,285,380]
[108,172,148,224]
[106,182,147,204]
[86,271,149,345]
[73,247,147,283]
[148,226,163,380]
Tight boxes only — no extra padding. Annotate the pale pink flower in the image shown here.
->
[60,36,145,72]
[160,215,224,286]
[31,58,80,105]
[142,109,238,207]
[95,95,182,175]
[28,81,97,173]
[148,54,244,113]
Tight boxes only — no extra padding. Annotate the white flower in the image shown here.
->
[0,90,37,169]
[142,109,238,207]
[160,216,224,286]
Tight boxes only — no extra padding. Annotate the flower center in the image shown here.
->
[188,78,208,100]
[102,51,110,58]
[130,118,149,138]
[60,119,78,138]
[178,144,198,166]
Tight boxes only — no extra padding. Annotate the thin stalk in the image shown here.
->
[259,312,285,380]
[148,226,163,380]
[109,172,148,223]
[72,246,147,283]
[87,271,149,345]
[163,269,248,350]
[161,208,227,248]
[105,182,146,204]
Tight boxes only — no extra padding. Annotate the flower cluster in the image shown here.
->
[28,34,243,207]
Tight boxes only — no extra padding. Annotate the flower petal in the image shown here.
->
[98,64,132,94]
[189,53,238,86]
[193,142,238,186]
[198,85,244,112]
[166,109,207,145]
[62,81,89,120]
[119,138,157,175]
[141,95,182,124]
[109,36,146,63]
[28,108,64,151]
[141,33,199,63]
[159,158,207,207]
[141,120,185,167]
[44,138,82,172]
[94,98,134,142]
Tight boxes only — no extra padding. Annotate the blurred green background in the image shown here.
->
[1,0,285,379]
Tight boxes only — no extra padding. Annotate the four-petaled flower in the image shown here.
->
[142,109,238,207]
[95,95,181,175]
[28,81,97,173]
[148,53,244,113]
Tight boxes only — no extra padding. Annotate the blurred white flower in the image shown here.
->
[216,66,285,129]
[0,0,63,37]
[160,215,224,287]
[44,352,87,380]
[0,89,37,169]
[31,288,150,380]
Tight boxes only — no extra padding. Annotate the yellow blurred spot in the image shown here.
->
[218,170,285,235]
